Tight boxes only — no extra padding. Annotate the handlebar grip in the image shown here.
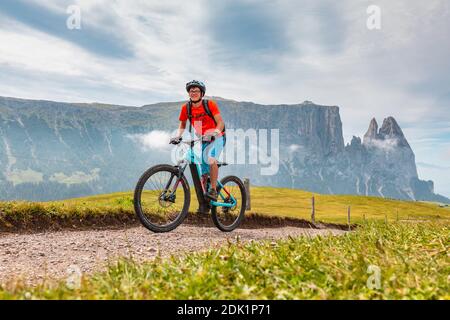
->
[169,137,182,145]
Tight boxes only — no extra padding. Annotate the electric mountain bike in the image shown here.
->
[134,137,247,233]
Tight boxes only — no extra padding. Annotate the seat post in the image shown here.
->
[189,163,210,214]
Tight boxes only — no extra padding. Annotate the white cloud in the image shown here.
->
[364,138,399,151]
[49,168,100,185]
[1,0,448,112]
[0,21,85,76]
[5,168,44,186]
[289,144,301,152]
[127,130,172,152]
[0,1,211,103]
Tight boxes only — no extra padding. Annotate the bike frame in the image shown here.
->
[168,139,237,211]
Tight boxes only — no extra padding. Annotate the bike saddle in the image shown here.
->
[217,162,228,167]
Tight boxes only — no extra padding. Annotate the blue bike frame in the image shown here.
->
[179,140,237,208]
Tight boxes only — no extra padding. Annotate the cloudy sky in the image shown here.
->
[0,0,449,197]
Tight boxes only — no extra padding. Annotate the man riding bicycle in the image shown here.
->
[170,80,226,201]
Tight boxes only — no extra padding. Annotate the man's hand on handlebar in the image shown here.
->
[169,136,182,145]
[202,129,220,142]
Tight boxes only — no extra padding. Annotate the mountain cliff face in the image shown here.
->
[361,117,419,198]
[336,117,439,201]
[0,96,448,203]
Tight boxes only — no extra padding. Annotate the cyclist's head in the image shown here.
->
[186,80,206,103]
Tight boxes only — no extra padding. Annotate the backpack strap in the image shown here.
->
[187,101,192,134]
[203,99,226,134]
[202,99,216,125]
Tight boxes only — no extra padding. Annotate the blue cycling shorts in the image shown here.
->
[200,135,226,174]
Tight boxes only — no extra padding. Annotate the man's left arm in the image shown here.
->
[213,114,225,134]
[209,101,224,135]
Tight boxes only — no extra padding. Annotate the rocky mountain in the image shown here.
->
[0,95,448,203]
[336,117,441,202]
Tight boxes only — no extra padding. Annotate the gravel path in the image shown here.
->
[0,225,345,287]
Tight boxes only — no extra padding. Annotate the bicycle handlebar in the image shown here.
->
[181,138,202,145]
[170,137,207,145]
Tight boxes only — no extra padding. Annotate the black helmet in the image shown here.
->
[186,80,206,95]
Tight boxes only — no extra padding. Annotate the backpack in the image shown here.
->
[186,99,226,135]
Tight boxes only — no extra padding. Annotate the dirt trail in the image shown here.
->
[0,225,345,286]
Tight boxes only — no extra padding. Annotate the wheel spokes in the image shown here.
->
[216,182,242,227]
[140,171,185,227]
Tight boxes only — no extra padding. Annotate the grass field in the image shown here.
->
[0,188,448,299]
[248,187,448,223]
[56,186,450,223]
[1,187,448,231]
[1,221,448,299]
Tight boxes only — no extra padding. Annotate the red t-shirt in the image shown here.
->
[179,100,224,136]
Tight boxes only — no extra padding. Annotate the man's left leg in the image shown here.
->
[204,136,224,201]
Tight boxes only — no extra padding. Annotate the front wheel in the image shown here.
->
[211,175,247,232]
[134,164,190,233]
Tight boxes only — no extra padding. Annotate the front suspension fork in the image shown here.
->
[161,163,187,201]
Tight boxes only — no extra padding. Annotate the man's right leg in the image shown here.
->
[209,158,219,190]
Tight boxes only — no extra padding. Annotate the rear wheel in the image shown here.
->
[211,175,246,232]
[134,164,190,233]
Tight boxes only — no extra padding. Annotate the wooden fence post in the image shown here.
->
[347,206,351,228]
[311,196,316,224]
[244,178,251,210]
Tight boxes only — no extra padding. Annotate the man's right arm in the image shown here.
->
[171,104,188,143]
[176,121,187,138]
[177,104,188,137]
[170,121,186,144]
